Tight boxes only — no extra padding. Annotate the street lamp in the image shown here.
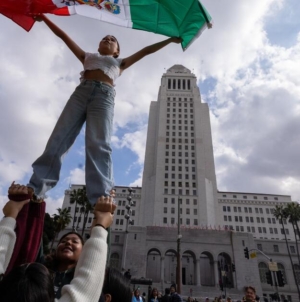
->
[122,187,134,269]
[176,196,182,294]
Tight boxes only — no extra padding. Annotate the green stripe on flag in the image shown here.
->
[128,0,212,50]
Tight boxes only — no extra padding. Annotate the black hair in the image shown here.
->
[102,267,132,302]
[150,287,158,297]
[58,231,85,246]
[0,263,54,302]
[164,288,170,295]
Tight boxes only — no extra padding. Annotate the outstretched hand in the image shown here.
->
[32,14,45,22]
[3,198,29,219]
[171,37,182,44]
[92,196,116,229]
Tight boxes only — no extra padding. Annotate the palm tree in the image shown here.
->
[285,202,300,266]
[70,188,84,231]
[274,205,300,299]
[69,186,93,236]
[50,207,72,249]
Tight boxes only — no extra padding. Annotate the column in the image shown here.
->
[160,256,165,284]
[195,259,201,286]
[214,261,219,287]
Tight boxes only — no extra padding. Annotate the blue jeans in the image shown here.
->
[28,80,115,205]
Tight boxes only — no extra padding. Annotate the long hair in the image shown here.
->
[0,263,54,302]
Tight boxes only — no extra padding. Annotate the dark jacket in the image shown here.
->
[170,292,183,302]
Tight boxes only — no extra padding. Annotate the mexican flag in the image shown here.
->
[0,0,212,50]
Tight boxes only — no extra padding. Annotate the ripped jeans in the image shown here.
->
[28,80,115,205]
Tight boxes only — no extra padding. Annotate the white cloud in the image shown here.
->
[1,0,300,206]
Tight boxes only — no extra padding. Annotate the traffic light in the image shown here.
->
[276,270,285,287]
[265,270,273,286]
[244,247,249,259]
[232,263,236,272]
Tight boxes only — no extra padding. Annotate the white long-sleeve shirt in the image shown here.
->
[0,217,107,302]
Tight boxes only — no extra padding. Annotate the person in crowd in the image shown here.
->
[169,284,182,302]
[161,288,170,302]
[132,289,144,302]
[205,298,210,302]
[100,267,132,302]
[124,268,132,279]
[242,286,257,302]
[0,185,114,302]
[150,288,161,302]
[227,297,232,302]
[44,231,85,298]
[187,297,193,302]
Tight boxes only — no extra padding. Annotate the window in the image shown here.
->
[257,244,262,251]
[236,226,240,231]
[120,219,124,225]
[250,217,254,223]
[239,216,243,222]
[274,228,278,234]
[249,208,252,213]
[163,217,167,224]
[273,245,279,252]
[259,208,263,214]
[194,219,198,225]
[223,206,227,212]
[227,206,231,212]
[261,218,265,223]
[235,216,238,222]
[246,217,249,223]
[193,199,197,205]
[258,262,268,283]
[186,218,190,225]
[266,208,270,214]
[290,246,296,254]
[270,228,273,234]
[228,216,232,222]
[194,209,197,215]
[247,226,251,232]
[164,198,168,204]
[224,216,228,221]
[243,196,247,199]
[164,207,167,213]
[115,235,120,243]
[252,227,255,232]
[255,208,259,214]
[234,207,237,213]
[233,195,237,198]
[264,197,268,200]
[186,208,190,215]
[272,218,276,224]
[258,227,262,233]
[171,208,175,214]
[257,217,260,223]
[244,207,248,213]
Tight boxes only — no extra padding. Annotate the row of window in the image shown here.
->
[167,79,191,90]
[165,159,197,166]
[164,181,197,188]
[164,207,198,215]
[257,244,296,253]
[166,131,194,137]
[224,215,279,224]
[166,144,195,150]
[165,173,196,180]
[166,114,194,120]
[167,100,193,106]
[165,151,195,157]
[222,194,279,201]
[163,217,198,225]
[164,188,197,196]
[223,206,276,215]
[166,120,194,126]
[167,108,193,113]
[117,200,136,207]
[224,225,289,235]
[164,198,198,205]
[166,138,195,144]
[166,125,194,131]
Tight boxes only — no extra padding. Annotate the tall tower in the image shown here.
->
[139,65,218,227]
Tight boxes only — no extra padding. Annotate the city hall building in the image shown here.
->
[60,66,299,301]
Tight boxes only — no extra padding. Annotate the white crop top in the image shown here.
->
[80,52,123,83]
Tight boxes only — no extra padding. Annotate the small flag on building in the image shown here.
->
[0,0,212,50]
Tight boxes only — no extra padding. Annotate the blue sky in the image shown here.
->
[1,0,300,215]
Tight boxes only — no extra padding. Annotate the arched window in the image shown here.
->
[110,253,120,269]
[294,264,300,284]
[258,262,268,283]
[277,263,287,284]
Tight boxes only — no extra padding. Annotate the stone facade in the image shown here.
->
[59,66,299,301]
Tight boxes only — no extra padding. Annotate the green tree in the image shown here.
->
[43,213,56,255]
[274,205,300,299]
[51,207,72,249]
[285,202,300,266]
[69,186,93,236]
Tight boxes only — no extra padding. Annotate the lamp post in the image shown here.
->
[122,187,134,269]
[176,196,182,294]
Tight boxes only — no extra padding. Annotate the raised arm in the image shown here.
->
[120,37,181,71]
[34,14,85,64]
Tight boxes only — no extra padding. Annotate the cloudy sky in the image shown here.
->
[0,0,299,216]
